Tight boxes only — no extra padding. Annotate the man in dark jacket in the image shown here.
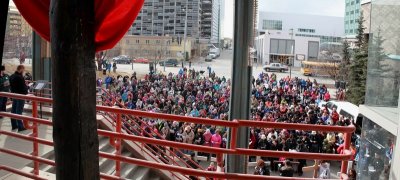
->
[9,65,28,131]
[0,65,10,115]
[279,160,294,177]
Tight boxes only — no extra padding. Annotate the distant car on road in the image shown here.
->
[133,58,149,64]
[160,58,178,67]
[263,63,289,72]
[113,55,132,64]
[205,55,213,62]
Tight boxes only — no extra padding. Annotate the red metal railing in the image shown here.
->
[0,92,354,179]
[100,88,206,174]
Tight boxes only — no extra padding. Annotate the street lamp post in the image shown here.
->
[290,28,294,79]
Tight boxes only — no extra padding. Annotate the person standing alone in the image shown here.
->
[0,65,10,116]
[10,65,28,132]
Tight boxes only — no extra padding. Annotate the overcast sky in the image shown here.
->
[222,0,345,38]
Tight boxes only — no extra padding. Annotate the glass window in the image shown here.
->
[357,117,395,180]
[285,40,294,54]
[262,20,282,30]
[365,0,400,107]
[308,41,319,60]
[270,39,279,54]
[277,40,286,54]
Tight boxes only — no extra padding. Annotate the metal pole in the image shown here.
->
[0,0,10,66]
[290,28,294,79]
[183,0,188,61]
[226,0,254,174]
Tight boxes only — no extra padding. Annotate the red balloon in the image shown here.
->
[13,0,144,52]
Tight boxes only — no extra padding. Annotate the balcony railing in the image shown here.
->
[0,92,354,179]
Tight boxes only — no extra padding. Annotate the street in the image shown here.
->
[115,50,335,87]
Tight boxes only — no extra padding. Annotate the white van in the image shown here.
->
[320,101,360,121]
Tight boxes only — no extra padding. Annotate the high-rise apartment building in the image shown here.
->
[129,0,200,37]
[129,0,220,44]
[344,0,361,37]
[344,0,371,37]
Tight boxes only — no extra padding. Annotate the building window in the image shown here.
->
[156,40,160,44]
[262,20,282,30]
[298,28,315,33]
[136,40,140,44]
[351,10,354,14]
[270,39,295,55]
[308,41,319,60]
[350,20,354,24]
[146,40,150,44]
[351,1,354,5]
[356,0,359,3]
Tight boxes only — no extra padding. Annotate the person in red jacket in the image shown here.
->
[331,108,340,125]
[324,91,331,101]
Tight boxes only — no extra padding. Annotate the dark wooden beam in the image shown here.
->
[50,0,99,179]
[0,0,10,65]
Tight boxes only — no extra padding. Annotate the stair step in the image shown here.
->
[120,162,138,178]
[127,166,150,180]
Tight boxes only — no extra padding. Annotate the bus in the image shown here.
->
[301,61,339,76]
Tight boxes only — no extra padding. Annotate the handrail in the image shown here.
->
[100,88,207,174]
[100,98,191,180]
[100,110,187,180]
[0,92,356,179]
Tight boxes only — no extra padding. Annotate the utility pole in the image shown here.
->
[183,0,189,62]
[0,0,10,66]
[227,0,254,174]
[50,0,99,179]
[290,28,294,79]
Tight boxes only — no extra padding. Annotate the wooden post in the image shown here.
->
[0,0,10,65]
[50,0,99,179]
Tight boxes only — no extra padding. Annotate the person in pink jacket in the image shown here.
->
[211,129,222,148]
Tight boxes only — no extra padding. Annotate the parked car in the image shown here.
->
[133,58,149,64]
[208,52,217,59]
[263,63,288,72]
[159,58,178,66]
[205,55,213,62]
[113,55,132,64]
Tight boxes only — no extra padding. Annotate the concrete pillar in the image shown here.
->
[226,0,254,174]
[32,31,51,81]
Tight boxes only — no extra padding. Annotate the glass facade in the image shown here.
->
[295,34,342,43]
[269,39,294,55]
[358,1,400,179]
[357,117,395,180]
[345,0,361,36]
[365,0,400,108]
[262,20,282,30]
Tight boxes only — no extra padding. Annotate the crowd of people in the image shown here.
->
[98,68,358,178]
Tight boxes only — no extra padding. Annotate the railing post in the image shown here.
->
[230,126,237,149]
[31,100,39,175]
[115,113,122,177]
[340,131,352,174]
